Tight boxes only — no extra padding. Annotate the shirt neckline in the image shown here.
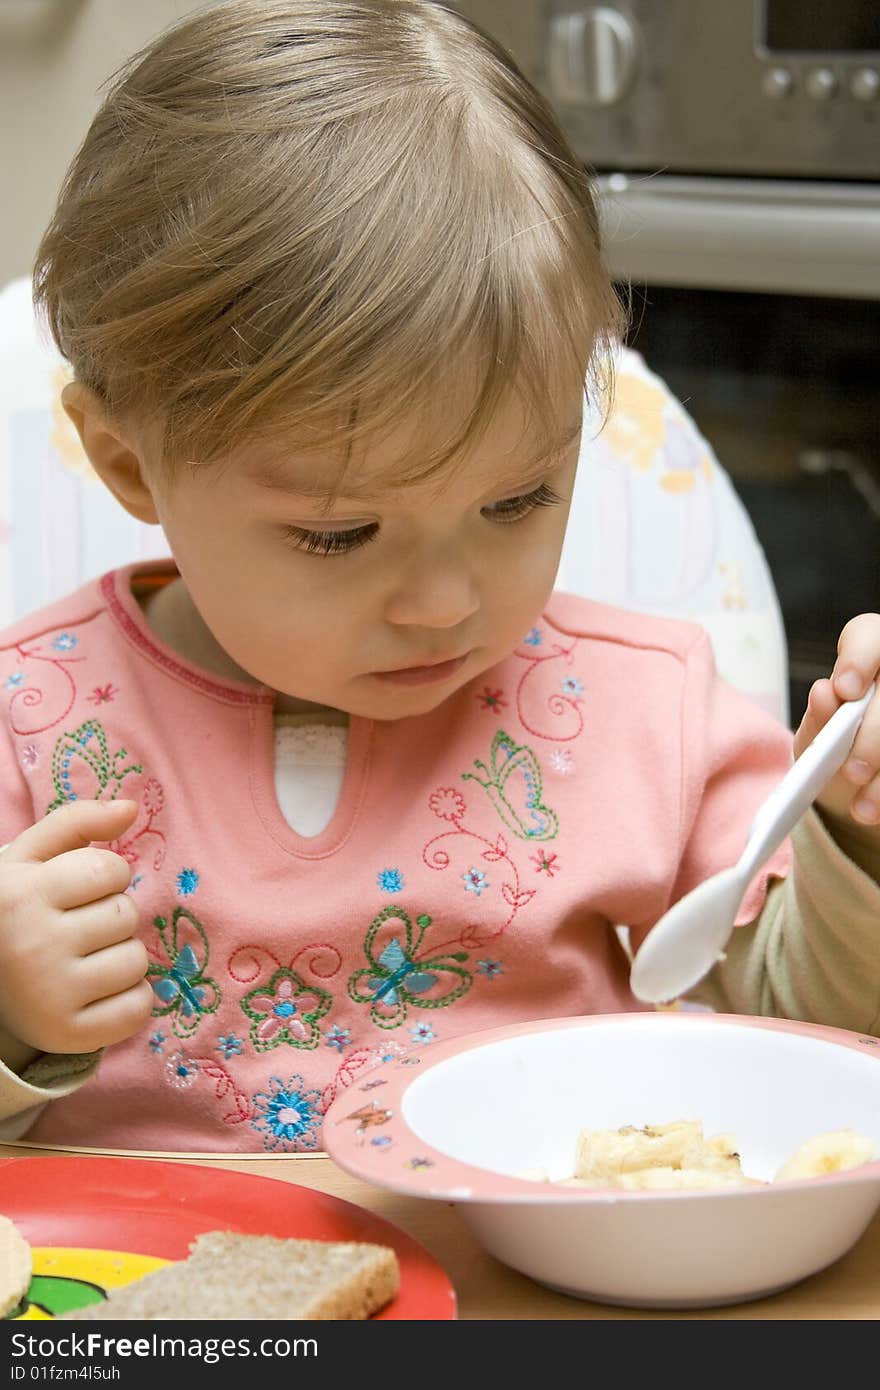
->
[102,561,374,858]
[103,561,275,706]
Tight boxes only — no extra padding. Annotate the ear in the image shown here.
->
[61,381,162,525]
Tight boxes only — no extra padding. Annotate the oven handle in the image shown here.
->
[595,174,880,300]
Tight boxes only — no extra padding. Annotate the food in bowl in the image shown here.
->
[518,1119,878,1190]
[323,1012,880,1308]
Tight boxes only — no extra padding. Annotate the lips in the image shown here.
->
[380,653,468,674]
[370,651,472,687]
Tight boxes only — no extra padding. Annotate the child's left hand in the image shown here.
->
[793,613,880,850]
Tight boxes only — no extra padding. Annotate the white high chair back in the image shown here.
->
[0,276,788,727]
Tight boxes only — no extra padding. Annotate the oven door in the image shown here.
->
[595,174,880,725]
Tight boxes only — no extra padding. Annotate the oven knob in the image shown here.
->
[805,67,838,101]
[850,68,880,102]
[762,67,794,100]
[547,8,639,108]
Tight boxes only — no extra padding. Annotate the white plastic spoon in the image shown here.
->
[630,683,876,1004]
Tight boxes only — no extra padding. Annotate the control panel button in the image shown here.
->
[762,66,794,100]
[850,68,880,102]
[804,67,838,101]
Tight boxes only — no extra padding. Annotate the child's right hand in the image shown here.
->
[0,799,154,1058]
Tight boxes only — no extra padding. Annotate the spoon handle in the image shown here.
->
[738,683,875,882]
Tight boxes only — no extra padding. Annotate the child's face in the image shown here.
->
[148,391,583,720]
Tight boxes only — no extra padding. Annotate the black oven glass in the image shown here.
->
[763,0,880,53]
[626,287,880,728]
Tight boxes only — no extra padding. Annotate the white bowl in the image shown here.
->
[323,1012,880,1309]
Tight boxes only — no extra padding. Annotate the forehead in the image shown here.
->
[239,393,584,505]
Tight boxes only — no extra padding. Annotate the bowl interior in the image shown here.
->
[401,1017,880,1183]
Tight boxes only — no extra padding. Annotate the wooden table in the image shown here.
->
[2,1141,879,1319]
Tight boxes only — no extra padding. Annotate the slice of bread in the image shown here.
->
[0,1214,32,1318]
[62,1230,400,1320]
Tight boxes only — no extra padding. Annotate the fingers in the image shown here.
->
[40,846,134,911]
[2,799,138,867]
[67,978,156,1055]
[63,890,141,954]
[831,613,880,701]
[796,668,880,828]
[832,616,880,825]
[793,677,838,758]
[841,710,880,827]
[72,936,150,1007]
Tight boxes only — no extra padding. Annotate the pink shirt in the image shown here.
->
[0,562,792,1151]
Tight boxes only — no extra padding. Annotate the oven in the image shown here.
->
[452,1,880,724]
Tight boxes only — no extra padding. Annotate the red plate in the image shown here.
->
[0,1155,456,1320]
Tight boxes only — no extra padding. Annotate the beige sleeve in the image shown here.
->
[690,807,880,1033]
[0,1050,101,1140]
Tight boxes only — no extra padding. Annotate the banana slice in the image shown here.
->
[683,1131,746,1177]
[574,1120,702,1180]
[774,1128,878,1182]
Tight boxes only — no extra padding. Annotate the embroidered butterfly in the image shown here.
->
[151,944,205,1017]
[462,729,558,841]
[348,906,472,1030]
[147,908,220,1039]
[47,720,143,813]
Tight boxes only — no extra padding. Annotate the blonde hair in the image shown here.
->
[33,0,625,485]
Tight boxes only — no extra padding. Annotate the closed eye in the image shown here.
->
[280,523,379,556]
[281,481,564,556]
[481,481,563,522]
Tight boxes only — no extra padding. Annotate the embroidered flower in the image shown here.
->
[4,672,25,690]
[20,743,39,769]
[127,874,143,893]
[405,1156,435,1170]
[462,867,489,896]
[428,787,466,822]
[242,968,332,1051]
[217,1033,243,1059]
[149,1031,166,1053]
[532,850,559,876]
[250,1073,322,1152]
[371,1135,393,1149]
[175,868,200,897]
[324,1024,351,1052]
[377,867,405,894]
[52,632,78,651]
[548,748,575,775]
[561,676,584,698]
[523,627,542,647]
[477,687,507,713]
[410,1023,436,1045]
[477,958,504,979]
[165,1051,198,1088]
[87,683,118,705]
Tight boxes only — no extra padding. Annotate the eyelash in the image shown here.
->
[281,482,564,557]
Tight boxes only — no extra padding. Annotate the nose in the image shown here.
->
[383,539,480,630]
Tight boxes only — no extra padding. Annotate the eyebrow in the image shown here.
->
[248,416,583,501]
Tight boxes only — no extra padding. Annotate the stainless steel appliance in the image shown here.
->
[453,1,880,723]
